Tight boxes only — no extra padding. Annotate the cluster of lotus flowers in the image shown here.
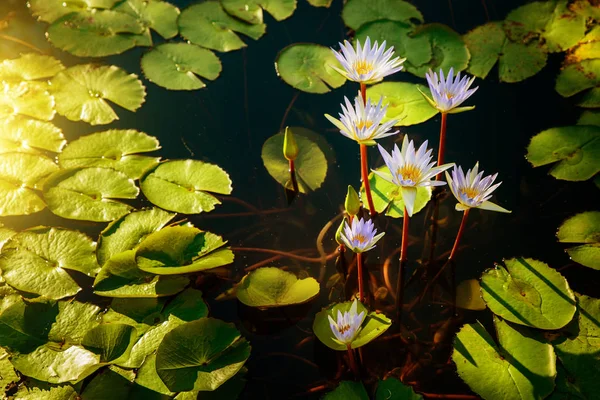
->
[323,37,511,346]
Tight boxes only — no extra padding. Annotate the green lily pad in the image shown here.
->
[366,82,438,126]
[0,295,57,352]
[162,288,209,322]
[354,20,432,68]
[480,257,576,329]
[552,294,600,399]
[47,10,146,57]
[0,115,66,154]
[141,43,222,91]
[557,212,600,270]
[135,353,174,396]
[556,60,600,98]
[360,167,432,217]
[567,40,600,65]
[275,43,346,94]
[135,225,234,275]
[313,300,392,350]
[375,378,423,400]
[0,347,18,391]
[526,125,600,181]
[47,301,102,346]
[179,1,266,52]
[236,267,320,308]
[262,128,328,192]
[0,81,55,121]
[503,1,556,43]
[14,381,80,400]
[548,363,586,400]
[498,40,548,83]
[324,381,369,400]
[155,318,251,392]
[43,167,140,222]
[97,207,176,266]
[221,0,297,24]
[543,0,587,52]
[578,110,600,127]
[80,367,135,399]
[463,22,506,79]
[404,24,470,78]
[58,129,161,179]
[114,0,180,40]
[82,324,137,363]
[307,0,332,7]
[580,87,600,108]
[50,64,146,126]
[28,0,121,23]
[140,159,232,214]
[341,0,423,30]
[0,53,65,81]
[453,317,556,400]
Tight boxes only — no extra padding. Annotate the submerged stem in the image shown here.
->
[356,252,365,302]
[449,208,470,261]
[359,144,376,216]
[346,345,360,379]
[396,206,410,320]
[436,113,448,181]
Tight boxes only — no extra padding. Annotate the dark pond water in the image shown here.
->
[2,0,599,398]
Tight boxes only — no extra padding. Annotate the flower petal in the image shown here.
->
[478,200,511,213]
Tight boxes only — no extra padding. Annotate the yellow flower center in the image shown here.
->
[354,60,374,75]
[444,91,454,99]
[461,187,480,199]
[396,164,421,183]
[355,120,373,130]
[354,234,367,244]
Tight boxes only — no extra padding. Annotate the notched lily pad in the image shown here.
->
[82,323,137,363]
[341,0,423,30]
[324,381,369,400]
[114,0,180,41]
[366,82,438,126]
[0,115,66,154]
[0,81,55,121]
[236,267,320,308]
[275,43,346,94]
[557,211,600,270]
[221,0,297,24]
[463,22,505,79]
[375,378,423,400]
[555,59,600,98]
[28,0,121,23]
[499,40,547,83]
[0,53,65,81]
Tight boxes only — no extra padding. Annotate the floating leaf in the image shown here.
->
[97,207,176,266]
[543,0,587,52]
[275,43,346,94]
[135,225,234,275]
[580,87,600,108]
[58,129,160,179]
[556,60,600,98]
[14,381,80,400]
[0,348,18,391]
[0,81,55,121]
[179,1,266,52]
[313,300,392,350]
[455,279,487,311]
[47,301,102,346]
[453,318,556,400]
[341,0,423,30]
[50,64,146,126]
[262,128,328,192]
[503,1,556,43]
[140,160,232,214]
[236,267,320,308]
[526,125,600,181]
[480,257,576,329]
[0,53,65,81]
[135,353,174,395]
[499,40,547,83]
[375,378,423,400]
[324,381,369,400]
[366,82,438,126]
[221,0,297,24]
[114,0,180,40]
[568,41,600,65]
[578,110,600,126]
[0,115,65,154]
[28,0,121,23]
[307,0,332,7]
[557,212,600,270]
[360,167,432,217]
[80,367,135,399]
[463,22,505,79]
[0,295,56,353]
[82,324,137,363]
[155,318,251,392]
[43,167,139,222]
[162,288,209,322]
[141,43,222,91]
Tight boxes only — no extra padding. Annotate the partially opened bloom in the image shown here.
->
[328,299,366,346]
[375,135,454,217]
[325,93,399,145]
[331,37,405,84]
[421,68,478,113]
[446,163,511,213]
[339,217,384,253]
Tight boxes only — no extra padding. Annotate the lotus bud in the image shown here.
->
[283,126,299,161]
[335,216,348,246]
[344,185,360,217]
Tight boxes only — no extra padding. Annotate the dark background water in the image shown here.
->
[1,0,599,398]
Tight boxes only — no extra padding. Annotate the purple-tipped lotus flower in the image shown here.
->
[331,37,405,84]
[339,217,384,253]
[328,299,366,346]
[421,68,478,114]
[375,135,454,217]
[325,93,399,145]
[446,163,511,213]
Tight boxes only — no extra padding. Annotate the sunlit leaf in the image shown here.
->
[0,348,18,392]
[179,1,266,52]
[579,87,600,108]
[503,1,556,43]
[453,318,556,400]
[463,22,505,79]
[134,353,174,395]
[480,257,576,329]
[498,40,547,83]
[82,324,137,363]
[43,167,139,222]
[58,129,160,179]
[162,288,209,322]
[236,267,320,308]
[50,64,146,126]
[114,0,180,40]
[568,39,600,64]
[578,110,600,127]
[275,43,346,94]
[0,115,66,154]
[341,0,423,30]
[141,43,222,91]
[47,301,102,346]
[557,211,600,270]
[526,125,600,181]
[556,59,600,98]
[366,82,438,126]
[140,159,232,214]
[543,0,587,52]
[13,381,80,400]
[135,225,234,275]
[221,0,297,24]
[0,81,55,121]
[375,378,423,400]
[155,318,251,392]
[324,381,369,400]
[28,0,121,23]
[0,53,65,81]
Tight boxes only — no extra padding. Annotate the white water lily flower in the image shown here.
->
[421,67,478,113]
[339,217,384,253]
[446,163,511,213]
[375,135,454,217]
[325,93,399,145]
[328,299,366,346]
[331,37,405,84]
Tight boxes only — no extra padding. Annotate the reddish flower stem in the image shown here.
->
[400,206,410,263]
[436,112,448,181]
[356,252,365,302]
[360,82,367,104]
[448,208,470,261]
[396,206,410,319]
[346,345,360,379]
[289,159,299,193]
[360,144,376,216]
